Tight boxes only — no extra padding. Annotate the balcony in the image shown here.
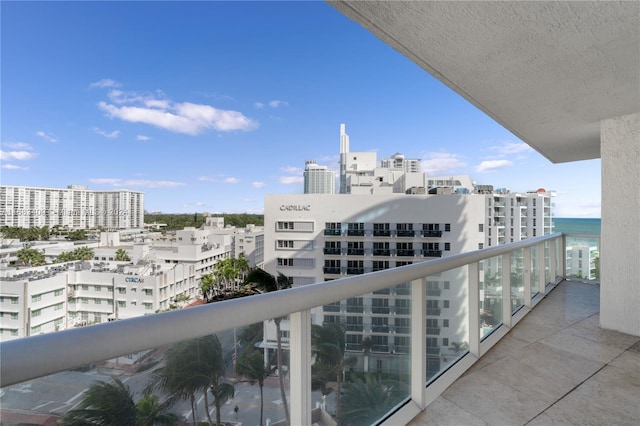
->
[322,266,341,274]
[423,249,443,258]
[372,249,391,256]
[323,229,341,236]
[323,247,341,255]
[346,248,364,256]
[396,230,415,237]
[422,230,443,237]
[373,230,391,237]
[346,229,364,236]
[4,233,631,426]
[346,267,364,275]
[397,249,415,257]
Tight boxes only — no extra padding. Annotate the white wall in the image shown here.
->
[600,112,640,336]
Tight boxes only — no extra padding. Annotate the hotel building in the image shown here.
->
[0,184,144,230]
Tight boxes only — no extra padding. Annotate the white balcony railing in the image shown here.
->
[0,233,598,425]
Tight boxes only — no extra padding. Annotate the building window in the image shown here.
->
[31,325,41,334]
[143,289,153,296]
[54,303,63,310]
[118,288,126,294]
[444,242,451,251]
[32,294,41,303]
[94,286,101,292]
[278,258,294,267]
[443,319,449,327]
[445,223,451,232]
[95,299,101,305]
[32,309,41,317]
[442,338,449,347]
[82,285,89,291]
[479,224,484,232]
[54,289,63,296]
[117,301,126,308]
[444,281,450,290]
[443,300,450,309]
[11,297,18,305]
[144,303,153,310]
[479,243,484,249]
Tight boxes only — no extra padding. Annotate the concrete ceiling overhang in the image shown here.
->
[330,1,640,163]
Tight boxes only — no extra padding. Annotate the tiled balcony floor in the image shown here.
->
[409,280,640,426]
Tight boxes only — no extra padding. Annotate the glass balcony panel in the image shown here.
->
[426,266,469,382]
[565,235,600,282]
[531,244,540,297]
[511,249,525,314]
[0,322,290,426]
[544,241,551,287]
[480,255,503,340]
[311,285,411,425]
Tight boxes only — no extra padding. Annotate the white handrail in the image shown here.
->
[0,233,563,387]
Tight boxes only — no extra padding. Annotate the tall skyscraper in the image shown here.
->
[303,160,335,194]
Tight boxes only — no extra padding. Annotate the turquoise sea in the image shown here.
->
[553,217,601,235]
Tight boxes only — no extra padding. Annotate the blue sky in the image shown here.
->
[1,1,601,218]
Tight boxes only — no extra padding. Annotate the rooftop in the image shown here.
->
[410,280,640,425]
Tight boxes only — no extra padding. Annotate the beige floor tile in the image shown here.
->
[540,328,627,364]
[513,342,604,385]
[408,397,488,426]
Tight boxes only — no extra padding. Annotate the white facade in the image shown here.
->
[484,190,554,247]
[303,160,335,194]
[0,184,144,229]
[264,193,487,373]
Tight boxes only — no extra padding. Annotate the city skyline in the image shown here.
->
[1,1,601,217]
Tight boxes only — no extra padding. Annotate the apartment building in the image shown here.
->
[262,126,555,376]
[0,184,144,229]
[303,160,336,194]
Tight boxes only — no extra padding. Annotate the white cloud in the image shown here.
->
[224,177,239,184]
[2,142,32,150]
[36,131,59,143]
[198,176,217,182]
[0,150,36,161]
[254,102,265,109]
[94,128,120,138]
[475,159,513,172]
[279,176,304,185]
[252,181,265,188]
[99,100,258,135]
[487,141,533,156]
[421,152,467,175]
[269,100,289,108]
[281,166,302,175]
[1,164,28,170]
[137,135,151,141]
[89,178,186,188]
[89,78,122,89]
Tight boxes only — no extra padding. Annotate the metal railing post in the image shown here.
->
[290,309,312,426]
[502,253,512,327]
[468,262,480,356]
[411,277,426,407]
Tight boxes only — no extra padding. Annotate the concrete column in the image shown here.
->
[600,112,640,336]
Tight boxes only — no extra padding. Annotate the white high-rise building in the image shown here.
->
[0,185,144,229]
[303,160,335,194]
[262,125,555,376]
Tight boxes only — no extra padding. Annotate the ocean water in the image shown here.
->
[553,217,601,235]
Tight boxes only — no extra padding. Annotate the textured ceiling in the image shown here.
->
[330,1,640,163]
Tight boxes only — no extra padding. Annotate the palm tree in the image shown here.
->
[150,335,233,426]
[60,378,178,426]
[16,247,45,267]
[236,349,272,426]
[361,337,373,373]
[449,341,469,356]
[339,376,407,425]
[200,273,217,302]
[73,246,94,261]
[311,323,357,424]
[245,268,292,425]
[115,248,130,262]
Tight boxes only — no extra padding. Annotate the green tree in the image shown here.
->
[245,268,292,426]
[150,335,233,426]
[236,349,272,426]
[60,378,177,426]
[311,322,357,424]
[16,247,46,266]
[73,247,94,261]
[339,376,407,425]
[68,230,87,241]
[449,341,469,356]
[115,248,131,262]
[200,273,218,302]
